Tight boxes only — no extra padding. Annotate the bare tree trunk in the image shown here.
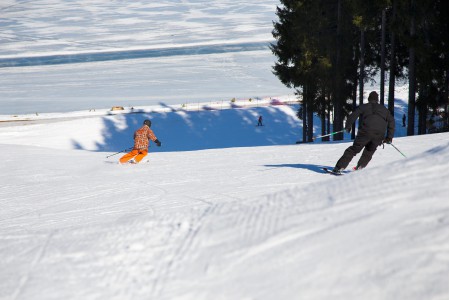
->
[326,92,331,141]
[321,109,326,139]
[321,87,327,140]
[307,98,314,142]
[407,0,416,136]
[302,84,309,142]
[387,40,396,115]
[388,36,396,115]
[445,69,449,127]
[333,0,344,140]
[388,0,397,116]
[359,29,365,106]
[417,87,426,135]
[302,95,307,143]
[380,9,386,105]
[352,56,357,139]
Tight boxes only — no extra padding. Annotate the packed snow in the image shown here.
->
[1,102,449,300]
[1,1,449,300]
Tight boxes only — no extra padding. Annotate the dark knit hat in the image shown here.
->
[368,91,379,103]
[143,119,152,127]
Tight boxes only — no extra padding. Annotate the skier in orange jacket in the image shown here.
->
[119,119,161,164]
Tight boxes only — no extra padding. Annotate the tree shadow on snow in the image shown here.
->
[71,104,308,153]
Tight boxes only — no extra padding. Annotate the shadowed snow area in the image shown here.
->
[0,104,304,152]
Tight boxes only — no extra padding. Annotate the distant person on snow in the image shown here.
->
[257,115,263,126]
[120,119,161,164]
[332,91,395,174]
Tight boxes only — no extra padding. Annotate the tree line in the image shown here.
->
[271,0,449,141]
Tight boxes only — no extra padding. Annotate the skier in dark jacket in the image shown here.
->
[332,91,395,174]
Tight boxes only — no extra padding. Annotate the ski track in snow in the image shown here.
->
[0,86,447,299]
[1,1,448,297]
[2,127,449,299]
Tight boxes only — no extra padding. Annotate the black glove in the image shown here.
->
[383,137,392,144]
[345,127,351,133]
[154,139,161,147]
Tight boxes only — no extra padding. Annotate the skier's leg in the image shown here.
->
[134,149,148,163]
[356,137,383,168]
[335,134,370,169]
[357,145,376,168]
[119,149,138,164]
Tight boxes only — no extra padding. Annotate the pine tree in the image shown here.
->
[272,0,356,141]
[272,0,449,138]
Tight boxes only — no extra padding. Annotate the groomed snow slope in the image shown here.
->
[1,110,448,299]
[1,1,448,298]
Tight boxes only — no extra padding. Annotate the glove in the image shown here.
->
[154,139,161,147]
[383,137,392,144]
[345,127,351,133]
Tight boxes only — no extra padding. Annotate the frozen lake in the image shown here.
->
[0,0,292,115]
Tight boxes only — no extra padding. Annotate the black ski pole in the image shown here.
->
[106,147,133,158]
[390,143,407,158]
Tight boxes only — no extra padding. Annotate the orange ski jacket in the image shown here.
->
[133,125,157,150]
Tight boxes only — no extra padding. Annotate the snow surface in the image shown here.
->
[1,1,449,300]
[1,103,449,300]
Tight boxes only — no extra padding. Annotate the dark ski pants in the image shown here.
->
[335,131,384,169]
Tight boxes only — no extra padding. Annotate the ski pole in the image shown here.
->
[106,147,133,158]
[312,130,345,140]
[389,143,407,158]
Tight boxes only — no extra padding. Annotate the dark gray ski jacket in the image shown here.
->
[345,102,395,139]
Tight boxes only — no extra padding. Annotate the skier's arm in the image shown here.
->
[147,129,161,146]
[344,107,361,132]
